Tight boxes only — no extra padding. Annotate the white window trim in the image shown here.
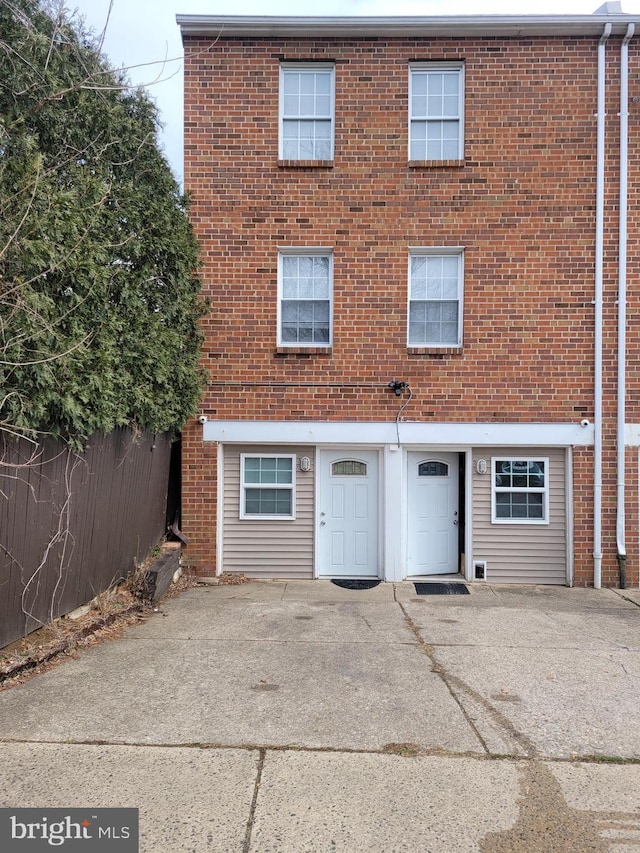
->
[279,63,335,161]
[407,247,464,347]
[240,453,296,520]
[277,247,333,347]
[408,62,464,161]
[491,457,550,525]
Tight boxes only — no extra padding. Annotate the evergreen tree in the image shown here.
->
[0,0,205,442]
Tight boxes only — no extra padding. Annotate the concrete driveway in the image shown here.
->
[1,580,639,851]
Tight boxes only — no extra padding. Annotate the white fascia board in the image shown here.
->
[202,420,594,446]
[177,14,638,38]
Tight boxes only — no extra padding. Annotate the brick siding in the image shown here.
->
[182,32,639,586]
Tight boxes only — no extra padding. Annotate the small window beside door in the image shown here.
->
[331,460,367,476]
[418,461,449,477]
[492,458,548,524]
[240,454,295,519]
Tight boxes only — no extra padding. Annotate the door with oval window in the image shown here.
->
[318,449,379,578]
[407,452,459,576]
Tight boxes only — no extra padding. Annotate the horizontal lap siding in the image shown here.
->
[222,445,315,578]
[472,447,568,585]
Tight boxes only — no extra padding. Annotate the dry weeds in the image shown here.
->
[0,574,196,692]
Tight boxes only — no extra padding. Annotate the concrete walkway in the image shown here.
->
[1,580,640,851]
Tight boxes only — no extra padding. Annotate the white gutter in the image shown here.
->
[594,23,612,590]
[616,23,635,588]
[176,14,638,39]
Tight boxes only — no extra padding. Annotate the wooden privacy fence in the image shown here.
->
[0,429,173,648]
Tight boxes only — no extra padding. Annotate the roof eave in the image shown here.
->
[176,14,639,39]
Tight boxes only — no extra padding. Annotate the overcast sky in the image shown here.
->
[68,0,640,184]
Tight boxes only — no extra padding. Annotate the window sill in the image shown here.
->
[408,159,465,169]
[278,159,334,169]
[407,346,463,356]
[240,516,296,522]
[274,347,333,356]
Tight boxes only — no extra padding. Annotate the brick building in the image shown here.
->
[177,8,639,587]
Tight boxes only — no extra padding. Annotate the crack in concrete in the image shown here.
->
[398,600,535,758]
[359,615,374,631]
[611,589,640,609]
[395,601,640,851]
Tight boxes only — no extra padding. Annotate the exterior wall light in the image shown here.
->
[388,380,408,396]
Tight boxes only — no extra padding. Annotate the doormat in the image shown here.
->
[414,582,469,595]
[331,579,381,590]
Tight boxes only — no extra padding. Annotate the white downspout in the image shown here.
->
[617,23,635,589]
[594,23,611,590]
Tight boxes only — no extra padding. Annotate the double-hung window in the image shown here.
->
[278,249,332,346]
[240,455,295,519]
[408,249,463,347]
[280,64,334,161]
[409,63,464,161]
[492,459,549,524]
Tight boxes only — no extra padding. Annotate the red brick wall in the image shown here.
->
[181,420,217,575]
[182,32,639,585]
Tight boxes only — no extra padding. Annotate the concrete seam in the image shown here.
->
[242,747,265,853]
[2,738,640,764]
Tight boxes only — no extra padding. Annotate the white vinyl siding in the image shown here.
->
[409,63,464,161]
[472,447,568,585]
[223,445,314,578]
[408,250,463,346]
[280,65,334,161]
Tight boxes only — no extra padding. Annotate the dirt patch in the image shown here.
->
[0,574,196,692]
[382,742,423,757]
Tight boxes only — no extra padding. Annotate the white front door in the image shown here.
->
[407,452,459,576]
[318,449,379,578]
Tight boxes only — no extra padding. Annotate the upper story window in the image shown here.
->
[409,63,464,161]
[492,459,549,524]
[280,65,335,161]
[278,249,332,346]
[408,249,463,347]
